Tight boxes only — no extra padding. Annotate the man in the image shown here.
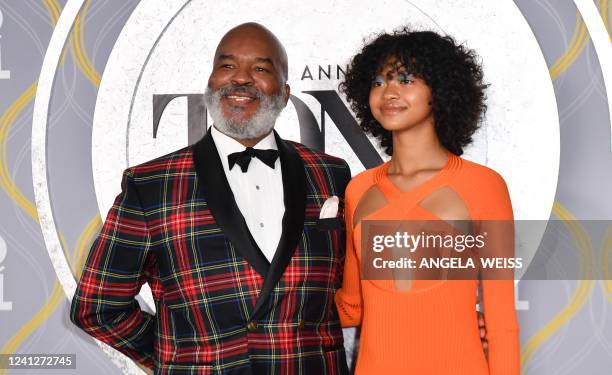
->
[71,23,350,374]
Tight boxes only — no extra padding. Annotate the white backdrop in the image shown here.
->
[92,0,559,222]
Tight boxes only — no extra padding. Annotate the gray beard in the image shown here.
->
[204,85,286,140]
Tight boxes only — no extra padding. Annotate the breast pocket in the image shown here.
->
[314,217,344,230]
[304,216,346,260]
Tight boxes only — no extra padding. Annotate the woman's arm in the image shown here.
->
[334,183,363,327]
[477,170,520,375]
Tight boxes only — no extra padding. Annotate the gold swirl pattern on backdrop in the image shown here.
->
[0,0,101,369]
[0,1,609,374]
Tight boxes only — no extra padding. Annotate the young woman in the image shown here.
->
[335,29,519,374]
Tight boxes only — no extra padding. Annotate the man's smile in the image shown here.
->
[224,93,257,105]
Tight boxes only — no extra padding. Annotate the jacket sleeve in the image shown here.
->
[70,169,156,369]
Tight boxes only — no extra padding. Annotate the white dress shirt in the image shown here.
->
[210,126,285,263]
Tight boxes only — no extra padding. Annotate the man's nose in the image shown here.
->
[231,67,254,86]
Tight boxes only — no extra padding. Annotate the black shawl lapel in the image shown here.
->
[251,131,306,320]
[192,130,270,278]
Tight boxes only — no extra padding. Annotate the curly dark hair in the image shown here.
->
[340,28,487,156]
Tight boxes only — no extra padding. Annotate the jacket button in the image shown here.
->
[247,321,258,332]
[297,320,305,329]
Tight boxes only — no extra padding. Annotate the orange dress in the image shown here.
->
[335,153,519,375]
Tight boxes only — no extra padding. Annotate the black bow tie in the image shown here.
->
[228,147,279,172]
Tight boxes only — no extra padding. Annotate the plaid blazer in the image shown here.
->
[71,130,351,375]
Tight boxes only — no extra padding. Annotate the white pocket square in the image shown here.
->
[319,196,339,219]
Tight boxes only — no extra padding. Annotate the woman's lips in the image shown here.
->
[381,104,407,114]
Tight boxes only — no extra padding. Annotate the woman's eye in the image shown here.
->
[397,73,415,84]
[373,75,385,86]
[255,67,269,72]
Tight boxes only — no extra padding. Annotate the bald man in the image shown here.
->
[71,23,351,375]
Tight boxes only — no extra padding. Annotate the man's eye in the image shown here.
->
[220,64,234,69]
[255,67,269,72]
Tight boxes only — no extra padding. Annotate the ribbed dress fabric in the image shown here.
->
[335,153,520,374]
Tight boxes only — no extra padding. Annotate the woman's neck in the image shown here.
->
[389,122,448,175]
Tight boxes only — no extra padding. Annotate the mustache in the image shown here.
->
[215,84,263,99]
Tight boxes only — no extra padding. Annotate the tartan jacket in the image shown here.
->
[70,130,351,375]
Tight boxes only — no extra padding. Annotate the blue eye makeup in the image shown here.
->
[372,72,415,87]
[373,75,385,86]
[397,72,415,84]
